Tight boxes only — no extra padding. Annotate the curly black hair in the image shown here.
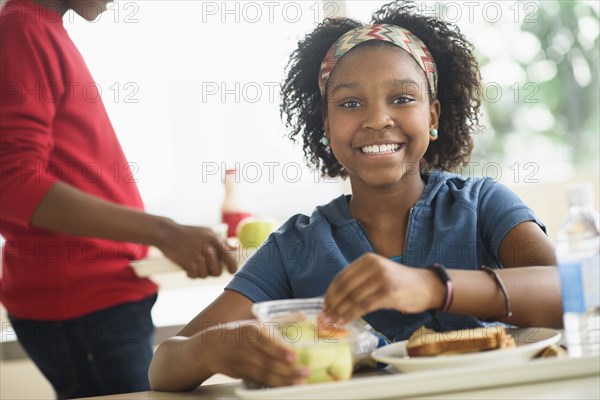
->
[280,0,483,178]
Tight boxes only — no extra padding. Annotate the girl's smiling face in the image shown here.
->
[323,44,440,189]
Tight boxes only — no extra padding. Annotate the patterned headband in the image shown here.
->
[318,24,438,99]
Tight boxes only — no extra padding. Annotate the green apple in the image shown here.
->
[296,343,352,383]
[236,218,277,249]
[281,321,353,383]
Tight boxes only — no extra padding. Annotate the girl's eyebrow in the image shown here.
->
[329,82,360,96]
[386,78,422,89]
[329,78,422,96]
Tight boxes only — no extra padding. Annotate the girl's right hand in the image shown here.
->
[320,253,441,325]
[204,320,309,387]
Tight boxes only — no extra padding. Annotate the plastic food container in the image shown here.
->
[251,298,379,383]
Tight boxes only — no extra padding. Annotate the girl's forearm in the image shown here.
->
[149,334,214,392]
[31,181,175,247]
[447,266,563,328]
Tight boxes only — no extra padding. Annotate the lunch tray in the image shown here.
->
[235,355,599,399]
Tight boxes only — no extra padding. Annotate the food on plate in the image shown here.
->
[406,326,516,357]
[314,321,349,339]
[279,320,353,383]
[535,344,568,358]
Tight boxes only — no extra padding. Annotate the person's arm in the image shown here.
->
[321,221,562,328]
[449,220,561,327]
[148,290,307,391]
[444,266,561,327]
[30,181,237,277]
[32,181,171,247]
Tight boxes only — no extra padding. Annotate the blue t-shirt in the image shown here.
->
[390,255,403,263]
[226,170,545,341]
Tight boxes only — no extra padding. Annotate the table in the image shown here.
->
[81,376,600,400]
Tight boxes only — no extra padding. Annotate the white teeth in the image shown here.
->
[361,144,400,154]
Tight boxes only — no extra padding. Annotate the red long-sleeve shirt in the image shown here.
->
[0,0,157,320]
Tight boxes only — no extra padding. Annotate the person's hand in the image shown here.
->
[319,253,443,325]
[157,223,238,278]
[204,320,309,387]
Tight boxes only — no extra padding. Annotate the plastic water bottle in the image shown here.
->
[221,169,252,238]
[556,183,600,357]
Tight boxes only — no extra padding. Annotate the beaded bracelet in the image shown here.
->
[480,266,513,320]
[428,263,453,312]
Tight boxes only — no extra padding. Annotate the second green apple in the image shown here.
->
[236,218,277,248]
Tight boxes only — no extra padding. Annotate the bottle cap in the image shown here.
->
[566,182,594,207]
[224,169,238,184]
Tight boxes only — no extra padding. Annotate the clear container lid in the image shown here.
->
[253,298,327,323]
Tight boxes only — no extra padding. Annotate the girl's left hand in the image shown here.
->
[319,253,442,324]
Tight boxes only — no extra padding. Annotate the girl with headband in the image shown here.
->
[149,1,561,390]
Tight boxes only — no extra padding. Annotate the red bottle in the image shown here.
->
[221,169,252,238]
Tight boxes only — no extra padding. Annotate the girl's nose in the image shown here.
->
[362,103,394,132]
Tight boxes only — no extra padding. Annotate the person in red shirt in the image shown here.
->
[0,0,237,398]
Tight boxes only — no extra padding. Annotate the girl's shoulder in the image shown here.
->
[272,194,349,243]
[422,170,518,208]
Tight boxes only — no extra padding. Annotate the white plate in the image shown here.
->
[130,245,256,277]
[371,327,561,373]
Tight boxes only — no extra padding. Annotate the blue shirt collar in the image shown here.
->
[315,170,460,228]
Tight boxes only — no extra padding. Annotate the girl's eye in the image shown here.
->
[393,97,413,104]
[340,100,361,108]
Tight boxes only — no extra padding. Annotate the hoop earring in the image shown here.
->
[320,136,330,146]
[429,128,438,138]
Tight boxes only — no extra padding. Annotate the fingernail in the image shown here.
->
[293,379,305,386]
[300,367,310,377]
[285,352,296,363]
